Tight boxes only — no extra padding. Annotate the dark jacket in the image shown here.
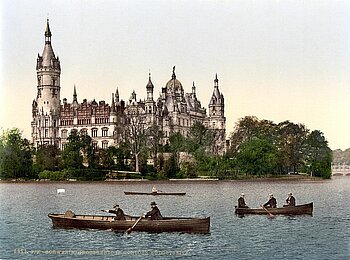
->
[107,208,126,220]
[238,197,248,208]
[145,206,163,220]
[263,197,277,208]
[286,196,296,206]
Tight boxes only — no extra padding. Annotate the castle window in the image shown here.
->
[61,130,68,139]
[93,142,98,150]
[44,129,48,138]
[102,128,108,137]
[45,119,49,127]
[102,141,108,149]
[81,129,87,135]
[92,128,98,137]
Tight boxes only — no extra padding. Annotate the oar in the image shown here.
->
[261,205,274,217]
[126,216,143,234]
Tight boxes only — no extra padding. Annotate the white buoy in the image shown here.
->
[57,188,65,194]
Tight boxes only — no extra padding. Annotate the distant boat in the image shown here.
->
[57,188,65,194]
[124,191,186,196]
[235,203,313,216]
[48,211,209,234]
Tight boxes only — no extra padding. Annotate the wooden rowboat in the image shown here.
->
[48,212,209,234]
[235,202,313,216]
[124,191,186,196]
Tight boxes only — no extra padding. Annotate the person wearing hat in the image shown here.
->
[237,193,249,208]
[102,203,126,220]
[144,201,163,220]
[263,193,277,208]
[284,192,296,207]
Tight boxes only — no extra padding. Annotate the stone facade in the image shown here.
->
[31,20,226,153]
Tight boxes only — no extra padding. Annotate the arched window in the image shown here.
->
[61,129,68,139]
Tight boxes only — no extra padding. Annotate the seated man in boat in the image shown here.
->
[144,201,163,220]
[263,193,277,208]
[102,203,126,220]
[284,192,296,207]
[238,193,249,208]
[151,186,158,194]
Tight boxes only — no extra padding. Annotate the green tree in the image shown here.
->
[169,132,185,172]
[230,116,259,155]
[79,133,96,168]
[125,107,146,172]
[236,137,278,176]
[0,128,33,179]
[35,145,60,171]
[187,122,208,152]
[145,124,163,169]
[305,130,332,178]
[61,130,83,169]
[276,121,308,174]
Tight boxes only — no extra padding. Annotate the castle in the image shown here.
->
[31,20,226,153]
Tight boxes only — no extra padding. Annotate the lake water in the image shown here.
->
[0,177,349,259]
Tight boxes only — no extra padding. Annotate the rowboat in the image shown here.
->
[124,191,186,196]
[48,211,209,234]
[235,203,313,216]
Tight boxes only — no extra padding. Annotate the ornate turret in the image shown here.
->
[146,72,154,101]
[192,82,196,99]
[31,19,61,148]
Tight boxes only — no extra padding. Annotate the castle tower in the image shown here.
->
[146,72,154,101]
[207,74,226,154]
[31,19,61,147]
[209,74,225,118]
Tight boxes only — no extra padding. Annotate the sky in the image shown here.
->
[1,0,350,150]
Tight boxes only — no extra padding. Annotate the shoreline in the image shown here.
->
[0,175,334,184]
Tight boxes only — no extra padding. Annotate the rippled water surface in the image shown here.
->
[0,177,349,259]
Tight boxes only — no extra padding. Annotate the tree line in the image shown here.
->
[0,116,332,180]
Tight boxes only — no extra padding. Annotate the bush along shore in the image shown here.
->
[1,117,332,181]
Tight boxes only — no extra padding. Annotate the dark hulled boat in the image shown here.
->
[48,212,209,234]
[235,203,313,216]
[124,191,186,196]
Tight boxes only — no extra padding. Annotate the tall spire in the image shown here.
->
[41,19,56,67]
[115,88,119,102]
[172,66,176,80]
[45,18,52,44]
[214,73,218,87]
[73,85,77,101]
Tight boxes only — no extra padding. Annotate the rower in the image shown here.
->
[237,193,249,208]
[144,201,163,220]
[102,203,126,220]
[263,193,277,208]
[284,192,296,207]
